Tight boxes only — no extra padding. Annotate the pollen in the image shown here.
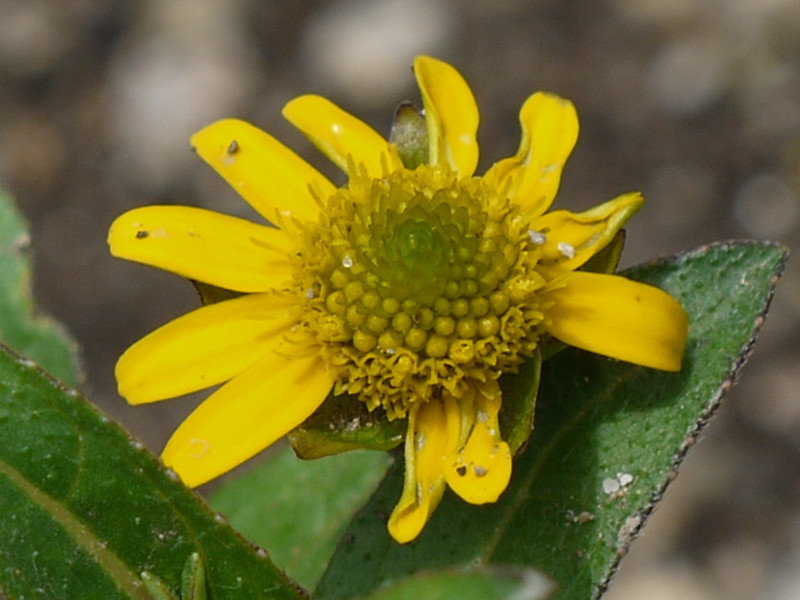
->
[293,165,548,418]
[527,230,546,245]
[557,241,576,259]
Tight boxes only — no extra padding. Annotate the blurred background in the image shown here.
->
[0,0,798,597]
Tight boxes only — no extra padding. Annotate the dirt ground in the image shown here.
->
[1,1,799,597]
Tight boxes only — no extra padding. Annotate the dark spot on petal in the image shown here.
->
[135,230,149,239]
[456,465,467,477]
[226,140,239,154]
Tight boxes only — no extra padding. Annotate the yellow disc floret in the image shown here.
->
[293,164,548,419]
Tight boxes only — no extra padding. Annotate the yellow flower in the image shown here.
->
[109,56,688,544]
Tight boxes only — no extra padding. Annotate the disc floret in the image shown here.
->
[297,165,547,418]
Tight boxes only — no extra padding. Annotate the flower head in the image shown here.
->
[109,56,688,543]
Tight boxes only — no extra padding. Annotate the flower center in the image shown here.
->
[372,206,451,304]
[294,165,547,418]
[388,219,445,286]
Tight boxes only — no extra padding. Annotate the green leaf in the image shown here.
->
[498,347,540,455]
[357,566,554,600]
[0,188,80,386]
[314,241,787,600]
[210,445,391,591]
[180,553,208,600]
[288,393,406,459]
[0,345,305,600]
[581,230,626,275]
[142,553,208,600]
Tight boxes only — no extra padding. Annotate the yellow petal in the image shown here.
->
[448,387,474,452]
[116,293,300,404]
[283,95,399,178]
[445,381,512,504]
[544,272,689,371]
[486,92,579,217]
[108,206,294,292]
[413,56,479,177]
[387,398,460,543]
[531,192,644,280]
[191,118,333,223]
[162,351,337,487]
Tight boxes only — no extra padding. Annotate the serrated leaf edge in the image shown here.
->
[595,240,789,597]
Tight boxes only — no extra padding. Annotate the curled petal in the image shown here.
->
[162,350,338,488]
[283,95,399,178]
[487,92,579,217]
[109,206,293,292]
[117,293,300,404]
[544,272,689,371]
[414,55,479,177]
[445,381,512,504]
[531,192,644,280]
[191,119,333,223]
[388,398,460,543]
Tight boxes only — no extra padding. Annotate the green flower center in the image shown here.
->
[386,218,446,289]
[294,165,547,418]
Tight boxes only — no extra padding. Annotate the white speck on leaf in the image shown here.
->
[604,472,635,498]
[618,514,643,545]
[617,472,634,487]
[602,477,620,495]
